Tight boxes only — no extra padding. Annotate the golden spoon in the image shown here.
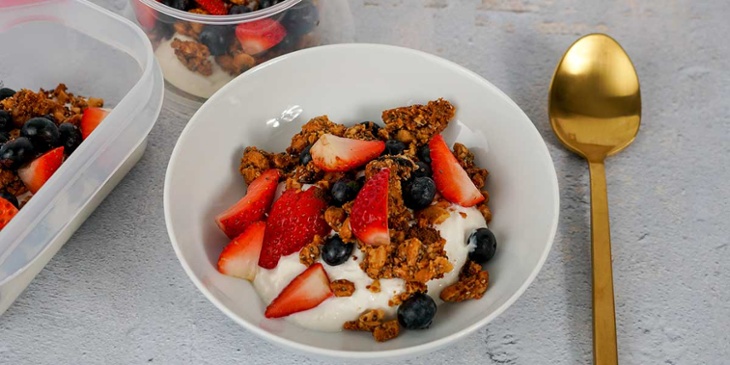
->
[549,33,641,365]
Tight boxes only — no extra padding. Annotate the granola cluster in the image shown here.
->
[241,99,493,341]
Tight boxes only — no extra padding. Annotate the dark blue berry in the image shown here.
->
[21,117,59,153]
[417,145,431,164]
[383,139,406,155]
[403,176,436,210]
[58,123,82,154]
[161,0,190,11]
[397,292,436,330]
[299,144,313,165]
[321,235,353,266]
[412,161,432,178]
[331,178,361,207]
[0,88,15,101]
[281,0,319,36]
[467,228,497,263]
[0,192,18,209]
[359,121,381,135]
[0,137,35,169]
[199,25,234,56]
[0,110,12,131]
[229,4,252,14]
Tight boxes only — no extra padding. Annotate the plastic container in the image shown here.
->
[130,0,354,100]
[0,0,164,315]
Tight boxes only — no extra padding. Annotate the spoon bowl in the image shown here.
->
[549,33,641,365]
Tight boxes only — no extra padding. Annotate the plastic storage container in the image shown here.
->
[0,0,163,315]
[130,0,353,99]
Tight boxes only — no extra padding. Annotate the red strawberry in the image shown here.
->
[310,134,386,172]
[429,134,485,207]
[217,221,266,281]
[258,187,330,269]
[80,107,110,140]
[195,0,227,15]
[350,168,390,246]
[0,197,18,230]
[235,19,287,55]
[132,0,157,31]
[18,147,64,194]
[264,263,333,318]
[216,169,280,239]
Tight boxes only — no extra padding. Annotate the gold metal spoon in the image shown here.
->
[549,33,641,365]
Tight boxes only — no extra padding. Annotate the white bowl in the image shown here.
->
[164,44,559,360]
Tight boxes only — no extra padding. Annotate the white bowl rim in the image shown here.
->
[164,43,560,359]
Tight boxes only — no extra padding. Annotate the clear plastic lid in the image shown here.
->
[0,0,163,283]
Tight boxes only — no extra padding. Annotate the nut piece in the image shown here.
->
[330,279,356,297]
[366,279,381,293]
[171,38,212,76]
[416,205,451,227]
[373,320,400,342]
[344,309,385,332]
[299,236,323,267]
[381,98,455,146]
[440,262,489,302]
[287,115,347,154]
[324,206,347,231]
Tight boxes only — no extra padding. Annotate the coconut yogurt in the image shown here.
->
[253,205,486,332]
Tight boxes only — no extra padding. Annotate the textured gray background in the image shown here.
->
[2,0,729,364]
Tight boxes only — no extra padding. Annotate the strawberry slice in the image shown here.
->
[217,221,266,281]
[195,0,227,15]
[132,0,157,31]
[18,146,64,194]
[350,168,390,246]
[0,197,18,230]
[310,134,386,172]
[429,134,485,207]
[258,187,330,269]
[235,19,287,55]
[264,263,333,318]
[80,107,110,140]
[216,169,280,239]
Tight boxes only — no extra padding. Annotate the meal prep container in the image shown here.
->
[0,0,163,315]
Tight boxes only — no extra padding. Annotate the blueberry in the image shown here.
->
[383,139,406,155]
[467,228,497,263]
[0,110,12,131]
[397,292,436,330]
[331,178,360,207]
[0,192,18,209]
[161,0,190,11]
[359,121,381,136]
[229,4,251,14]
[411,161,432,179]
[0,88,15,101]
[321,234,354,266]
[281,0,319,36]
[299,144,313,165]
[21,117,60,153]
[199,25,234,56]
[58,123,82,154]
[0,137,35,169]
[417,145,431,164]
[403,176,436,210]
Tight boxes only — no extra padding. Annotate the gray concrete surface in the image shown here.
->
[2,0,729,364]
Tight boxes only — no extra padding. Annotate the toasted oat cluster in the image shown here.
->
[216,99,497,342]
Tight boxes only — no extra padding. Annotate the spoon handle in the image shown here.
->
[588,161,618,365]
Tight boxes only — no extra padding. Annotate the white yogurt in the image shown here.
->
[253,205,487,332]
[154,34,234,99]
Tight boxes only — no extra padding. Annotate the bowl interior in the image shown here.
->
[164,44,559,359]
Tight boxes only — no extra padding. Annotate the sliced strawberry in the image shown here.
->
[350,168,390,246]
[258,187,330,269]
[0,197,18,230]
[310,134,385,172]
[18,146,64,194]
[264,263,333,318]
[195,0,227,15]
[80,107,110,140]
[429,134,485,207]
[235,19,287,55]
[216,169,280,239]
[132,0,157,31]
[217,221,266,281]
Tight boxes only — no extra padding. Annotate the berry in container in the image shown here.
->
[130,0,354,99]
[0,0,163,315]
